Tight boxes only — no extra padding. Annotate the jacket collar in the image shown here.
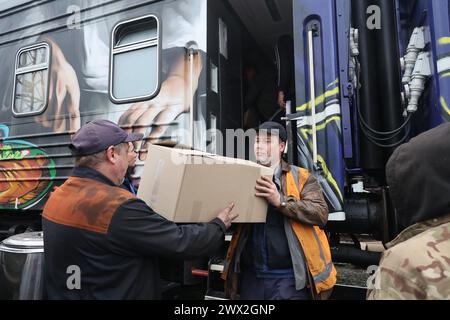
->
[71,166,117,187]
[281,160,291,173]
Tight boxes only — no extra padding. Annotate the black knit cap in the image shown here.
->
[256,121,287,142]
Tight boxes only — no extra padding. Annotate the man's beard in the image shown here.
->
[256,156,272,167]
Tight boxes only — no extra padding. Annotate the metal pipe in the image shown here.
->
[191,268,208,277]
[351,0,384,171]
[188,48,195,148]
[374,0,405,154]
[307,28,318,165]
[285,100,294,163]
[331,245,382,267]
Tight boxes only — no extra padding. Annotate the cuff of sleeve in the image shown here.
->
[211,218,227,233]
[277,196,297,218]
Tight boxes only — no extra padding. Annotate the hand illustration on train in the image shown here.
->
[35,37,200,163]
[118,51,203,161]
[36,36,81,133]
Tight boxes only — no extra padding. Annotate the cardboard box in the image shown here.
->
[137,144,273,223]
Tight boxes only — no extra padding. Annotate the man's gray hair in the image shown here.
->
[74,143,127,168]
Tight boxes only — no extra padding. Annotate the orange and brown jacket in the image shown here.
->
[42,166,226,299]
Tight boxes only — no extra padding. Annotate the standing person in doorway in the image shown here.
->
[222,122,336,300]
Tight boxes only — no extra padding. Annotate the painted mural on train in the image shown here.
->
[0,0,207,210]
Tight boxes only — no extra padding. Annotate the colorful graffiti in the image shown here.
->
[0,125,56,210]
[293,79,344,215]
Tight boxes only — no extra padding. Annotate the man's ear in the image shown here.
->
[280,141,286,154]
[105,146,116,164]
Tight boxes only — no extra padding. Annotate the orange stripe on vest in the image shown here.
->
[287,168,337,293]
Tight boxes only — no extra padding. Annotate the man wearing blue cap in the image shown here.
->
[42,119,237,299]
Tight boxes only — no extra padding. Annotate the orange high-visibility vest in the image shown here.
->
[286,167,337,294]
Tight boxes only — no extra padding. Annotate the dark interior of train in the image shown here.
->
[229,0,294,129]
[159,1,297,295]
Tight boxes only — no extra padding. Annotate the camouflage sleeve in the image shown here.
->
[278,174,329,227]
[366,249,429,300]
[366,265,427,300]
[368,222,450,300]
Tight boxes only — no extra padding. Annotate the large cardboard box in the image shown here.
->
[137,144,273,223]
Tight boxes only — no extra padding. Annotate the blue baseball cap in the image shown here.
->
[69,120,143,156]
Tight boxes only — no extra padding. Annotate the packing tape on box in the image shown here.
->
[150,159,165,205]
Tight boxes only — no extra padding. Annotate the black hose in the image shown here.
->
[355,58,411,148]
[359,122,410,148]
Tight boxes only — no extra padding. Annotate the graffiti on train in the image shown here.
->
[0,125,56,210]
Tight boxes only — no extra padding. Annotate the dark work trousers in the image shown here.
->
[239,269,310,300]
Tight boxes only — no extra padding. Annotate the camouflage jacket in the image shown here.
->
[367,213,450,300]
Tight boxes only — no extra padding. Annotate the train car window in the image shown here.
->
[110,15,159,103]
[12,43,50,116]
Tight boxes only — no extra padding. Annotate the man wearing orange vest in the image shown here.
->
[222,122,336,300]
